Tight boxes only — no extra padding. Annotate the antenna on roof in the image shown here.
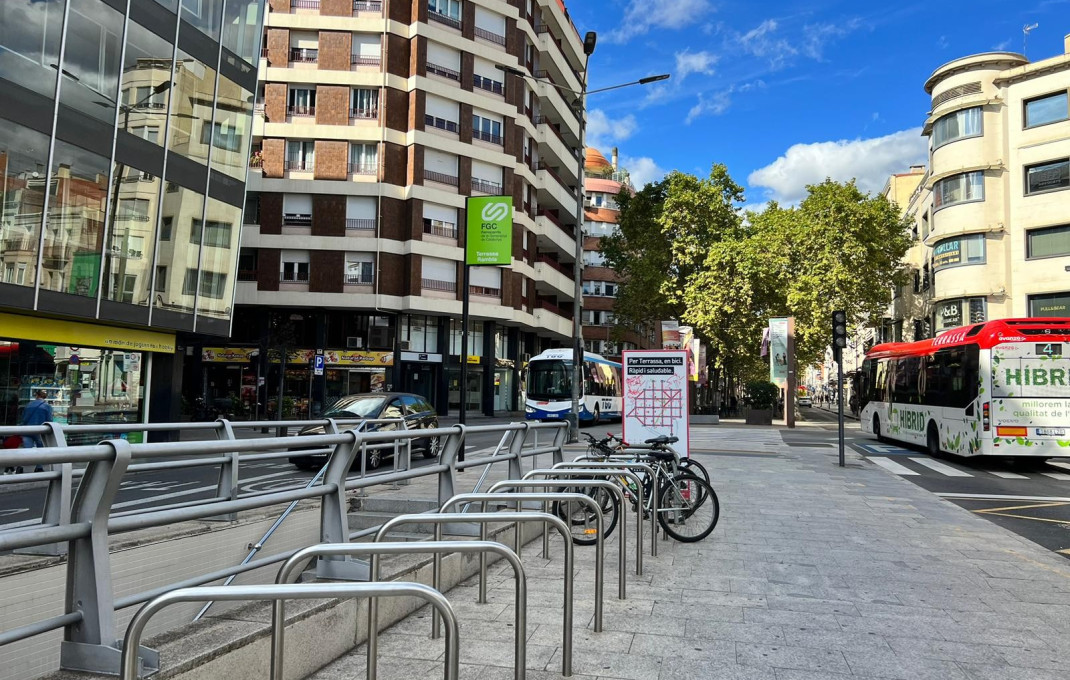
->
[1023,23,1038,56]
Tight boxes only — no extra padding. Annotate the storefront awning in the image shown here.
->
[0,312,176,353]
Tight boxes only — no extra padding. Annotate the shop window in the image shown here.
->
[1029,292,1070,317]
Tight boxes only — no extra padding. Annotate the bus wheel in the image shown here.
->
[927,423,941,458]
[592,406,601,425]
[873,415,885,443]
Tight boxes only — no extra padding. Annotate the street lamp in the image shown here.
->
[499,35,669,442]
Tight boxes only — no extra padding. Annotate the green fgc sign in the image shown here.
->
[466,196,513,266]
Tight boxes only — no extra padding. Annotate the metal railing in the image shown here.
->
[428,9,461,30]
[289,47,318,63]
[351,54,382,67]
[0,418,567,675]
[426,61,461,81]
[424,168,459,186]
[474,26,507,46]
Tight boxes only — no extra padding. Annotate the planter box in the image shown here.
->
[745,408,773,426]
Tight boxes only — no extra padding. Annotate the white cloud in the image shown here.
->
[606,0,714,44]
[733,18,863,68]
[675,50,719,81]
[685,89,734,124]
[747,128,929,205]
[620,155,667,189]
[586,109,638,150]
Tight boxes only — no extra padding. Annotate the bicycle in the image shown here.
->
[553,433,719,543]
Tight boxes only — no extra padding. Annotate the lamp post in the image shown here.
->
[497,40,668,442]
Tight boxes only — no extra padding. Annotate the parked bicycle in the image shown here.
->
[552,433,719,543]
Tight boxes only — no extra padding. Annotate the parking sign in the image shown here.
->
[313,354,325,376]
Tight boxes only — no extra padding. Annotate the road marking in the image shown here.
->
[974,501,1070,513]
[1047,461,1070,472]
[984,470,1030,479]
[112,470,296,509]
[909,457,973,477]
[856,443,914,456]
[938,493,1070,502]
[1057,549,1070,555]
[869,457,919,475]
[1041,472,1070,481]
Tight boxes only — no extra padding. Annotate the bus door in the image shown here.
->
[989,341,1070,450]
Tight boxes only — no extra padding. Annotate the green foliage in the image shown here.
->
[744,381,779,410]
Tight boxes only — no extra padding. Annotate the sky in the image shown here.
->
[566,0,1070,205]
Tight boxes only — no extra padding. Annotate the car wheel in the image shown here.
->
[421,434,440,459]
[291,456,317,471]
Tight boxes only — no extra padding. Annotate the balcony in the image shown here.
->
[346,218,376,231]
[260,47,269,59]
[473,129,503,146]
[351,54,381,68]
[282,271,310,283]
[283,213,313,227]
[287,105,315,117]
[350,107,378,120]
[536,254,574,280]
[425,115,459,134]
[536,298,570,319]
[424,169,458,187]
[348,162,377,176]
[426,62,460,82]
[472,177,502,194]
[424,221,458,238]
[253,100,265,114]
[473,75,504,96]
[289,48,318,63]
[353,0,382,11]
[469,285,501,298]
[284,158,313,171]
[344,273,373,285]
[537,161,576,196]
[291,0,318,8]
[474,27,506,47]
[422,278,457,293]
[237,269,258,282]
[428,10,461,30]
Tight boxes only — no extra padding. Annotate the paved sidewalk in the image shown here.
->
[310,424,1070,680]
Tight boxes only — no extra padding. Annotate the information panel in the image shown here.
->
[465,195,513,265]
[622,350,690,458]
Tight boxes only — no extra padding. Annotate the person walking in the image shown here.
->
[20,389,53,472]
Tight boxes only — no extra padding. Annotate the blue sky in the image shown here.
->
[566,0,1070,204]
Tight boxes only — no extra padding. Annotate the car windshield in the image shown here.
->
[322,395,386,418]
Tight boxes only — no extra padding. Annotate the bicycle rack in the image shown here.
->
[273,541,528,680]
[440,492,618,603]
[552,461,660,558]
[119,582,459,680]
[375,511,584,674]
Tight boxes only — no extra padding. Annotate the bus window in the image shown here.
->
[892,356,923,405]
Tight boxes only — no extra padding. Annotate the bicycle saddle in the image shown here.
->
[645,435,679,445]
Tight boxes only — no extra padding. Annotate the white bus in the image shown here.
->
[524,349,622,423]
[859,318,1070,457]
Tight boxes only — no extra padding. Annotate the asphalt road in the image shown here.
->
[0,427,517,528]
[798,405,1070,560]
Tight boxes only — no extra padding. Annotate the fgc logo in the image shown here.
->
[480,201,510,223]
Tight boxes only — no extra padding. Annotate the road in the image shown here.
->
[0,426,517,528]
[801,404,1070,559]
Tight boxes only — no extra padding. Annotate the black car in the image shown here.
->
[288,392,440,471]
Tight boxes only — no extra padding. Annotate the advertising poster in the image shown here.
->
[465,196,513,265]
[769,317,788,388]
[661,320,681,349]
[622,350,690,458]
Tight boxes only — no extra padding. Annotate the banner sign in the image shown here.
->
[621,350,690,457]
[933,238,962,269]
[267,350,394,366]
[661,320,681,349]
[202,347,258,363]
[0,311,175,353]
[466,195,513,265]
[769,317,788,388]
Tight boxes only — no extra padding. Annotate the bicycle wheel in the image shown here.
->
[657,473,718,542]
[678,457,710,485]
[551,483,619,545]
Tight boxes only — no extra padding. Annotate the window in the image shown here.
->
[423,217,457,238]
[154,265,166,292]
[286,141,315,171]
[190,219,233,248]
[345,254,374,284]
[349,143,378,174]
[281,251,310,282]
[1024,91,1069,128]
[1025,159,1069,195]
[473,74,504,95]
[932,234,985,270]
[472,114,503,144]
[932,107,982,149]
[117,198,150,221]
[425,114,458,133]
[200,121,242,152]
[428,0,461,20]
[1029,292,1070,317]
[935,297,986,332]
[1027,224,1070,259]
[160,216,173,241]
[352,88,379,118]
[182,269,227,298]
[933,171,984,209]
[288,87,316,115]
[921,345,980,408]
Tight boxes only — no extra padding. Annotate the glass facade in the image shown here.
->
[0,0,267,335]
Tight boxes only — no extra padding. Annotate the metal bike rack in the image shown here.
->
[440,492,617,604]
[551,461,661,558]
[273,541,528,680]
[375,511,584,674]
[119,582,459,680]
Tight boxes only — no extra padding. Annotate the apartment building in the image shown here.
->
[580,147,659,359]
[204,0,586,417]
[0,0,266,428]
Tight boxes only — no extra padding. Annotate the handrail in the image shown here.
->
[273,541,527,680]
[120,582,459,680]
[375,511,579,674]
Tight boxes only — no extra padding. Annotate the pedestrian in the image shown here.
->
[19,389,53,472]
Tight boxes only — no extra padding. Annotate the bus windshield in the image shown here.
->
[526,360,573,400]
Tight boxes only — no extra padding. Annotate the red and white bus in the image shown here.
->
[859,318,1070,457]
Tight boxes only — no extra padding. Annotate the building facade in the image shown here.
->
[211,0,586,418]
[0,0,266,428]
[580,146,659,360]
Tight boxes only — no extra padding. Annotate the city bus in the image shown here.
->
[524,349,622,423]
[859,318,1070,457]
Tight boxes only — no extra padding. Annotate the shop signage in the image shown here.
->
[465,196,513,265]
[621,350,690,458]
[933,238,962,269]
[937,300,963,330]
[202,347,259,362]
[1030,293,1070,317]
[401,351,443,363]
[0,312,175,353]
[271,349,395,366]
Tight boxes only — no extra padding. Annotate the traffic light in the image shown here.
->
[832,310,847,359]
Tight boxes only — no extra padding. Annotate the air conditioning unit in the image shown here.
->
[399,341,411,350]
[346,336,363,349]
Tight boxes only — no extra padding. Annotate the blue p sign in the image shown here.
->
[313,355,325,375]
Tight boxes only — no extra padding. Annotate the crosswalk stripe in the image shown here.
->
[1047,461,1070,472]
[909,457,973,477]
[869,457,919,475]
[1041,472,1070,481]
[985,470,1029,479]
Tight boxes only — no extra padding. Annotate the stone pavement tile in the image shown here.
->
[658,656,777,680]
[735,642,851,674]
[457,638,558,671]
[885,636,1016,665]
[833,613,947,640]
[685,619,787,645]
[946,610,1067,633]
[764,595,860,617]
[772,670,872,680]
[852,602,955,622]
[476,668,600,680]
[780,627,892,653]
[994,644,1070,671]
[495,602,596,629]
[649,600,745,622]
[306,653,441,680]
[743,608,842,630]
[547,648,664,680]
[937,622,1053,649]
[681,589,769,608]
[959,663,1070,680]
[372,632,447,661]
[842,648,971,679]
[527,626,634,654]
[629,633,735,661]
[893,592,996,613]
[598,612,688,636]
